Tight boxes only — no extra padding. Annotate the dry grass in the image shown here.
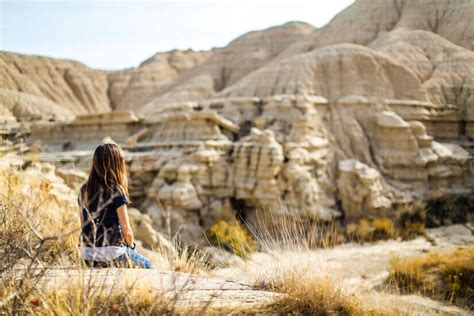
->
[3,161,470,315]
[214,211,396,315]
[387,246,474,306]
[2,283,175,315]
[0,164,80,263]
[0,163,213,314]
[246,210,345,251]
[160,244,213,276]
[2,271,246,315]
[0,163,82,314]
[395,203,427,240]
[252,258,369,315]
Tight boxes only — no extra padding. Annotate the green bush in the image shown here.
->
[206,220,256,258]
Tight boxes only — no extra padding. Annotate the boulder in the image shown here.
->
[337,159,392,221]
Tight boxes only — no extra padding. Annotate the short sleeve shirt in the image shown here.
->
[79,184,129,247]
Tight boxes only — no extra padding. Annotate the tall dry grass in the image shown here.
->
[387,246,474,307]
[212,210,396,315]
[0,162,81,314]
[0,163,215,315]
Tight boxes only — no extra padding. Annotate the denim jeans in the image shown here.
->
[117,247,151,269]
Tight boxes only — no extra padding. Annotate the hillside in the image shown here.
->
[2,1,473,121]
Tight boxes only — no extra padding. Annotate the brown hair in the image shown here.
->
[81,143,129,206]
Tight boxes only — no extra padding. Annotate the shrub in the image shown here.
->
[395,203,426,240]
[347,217,397,242]
[426,195,474,227]
[206,220,256,258]
[388,246,474,306]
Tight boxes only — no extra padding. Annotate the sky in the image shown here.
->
[0,0,354,70]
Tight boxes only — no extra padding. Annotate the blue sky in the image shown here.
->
[1,0,354,70]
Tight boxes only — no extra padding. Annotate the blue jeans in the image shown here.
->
[117,247,151,269]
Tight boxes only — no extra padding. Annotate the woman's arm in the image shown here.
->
[78,208,84,247]
[79,208,84,227]
[117,204,134,247]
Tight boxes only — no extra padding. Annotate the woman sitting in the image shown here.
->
[78,143,151,269]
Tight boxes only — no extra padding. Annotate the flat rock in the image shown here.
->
[40,269,280,311]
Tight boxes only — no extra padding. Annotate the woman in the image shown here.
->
[78,143,151,269]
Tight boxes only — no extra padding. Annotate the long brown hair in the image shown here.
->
[81,143,129,206]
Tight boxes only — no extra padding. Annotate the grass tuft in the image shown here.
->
[388,246,474,306]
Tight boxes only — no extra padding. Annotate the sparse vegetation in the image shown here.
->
[254,264,368,315]
[2,284,175,315]
[346,217,397,242]
[426,195,474,227]
[346,203,429,243]
[2,162,472,315]
[395,202,427,240]
[163,243,212,275]
[228,213,393,315]
[1,165,79,314]
[388,246,474,306]
[0,164,213,314]
[206,219,256,257]
[0,166,79,263]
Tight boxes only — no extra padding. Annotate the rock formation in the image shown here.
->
[1,0,473,245]
[138,21,316,113]
[0,52,109,121]
[108,50,211,111]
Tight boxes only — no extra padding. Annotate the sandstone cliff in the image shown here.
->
[138,21,316,113]
[3,0,473,245]
[279,0,474,58]
[108,50,211,111]
[0,52,109,121]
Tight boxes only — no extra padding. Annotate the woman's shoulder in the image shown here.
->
[109,184,129,205]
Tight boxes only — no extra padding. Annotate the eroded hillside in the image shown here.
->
[1,0,473,246]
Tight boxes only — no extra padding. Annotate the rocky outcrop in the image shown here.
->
[138,22,315,113]
[3,0,473,246]
[219,44,425,101]
[0,52,110,120]
[40,268,280,312]
[108,50,211,111]
[279,0,474,59]
[337,159,392,221]
[28,110,142,149]
[25,93,472,245]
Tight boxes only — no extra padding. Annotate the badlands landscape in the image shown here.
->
[1,0,474,314]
